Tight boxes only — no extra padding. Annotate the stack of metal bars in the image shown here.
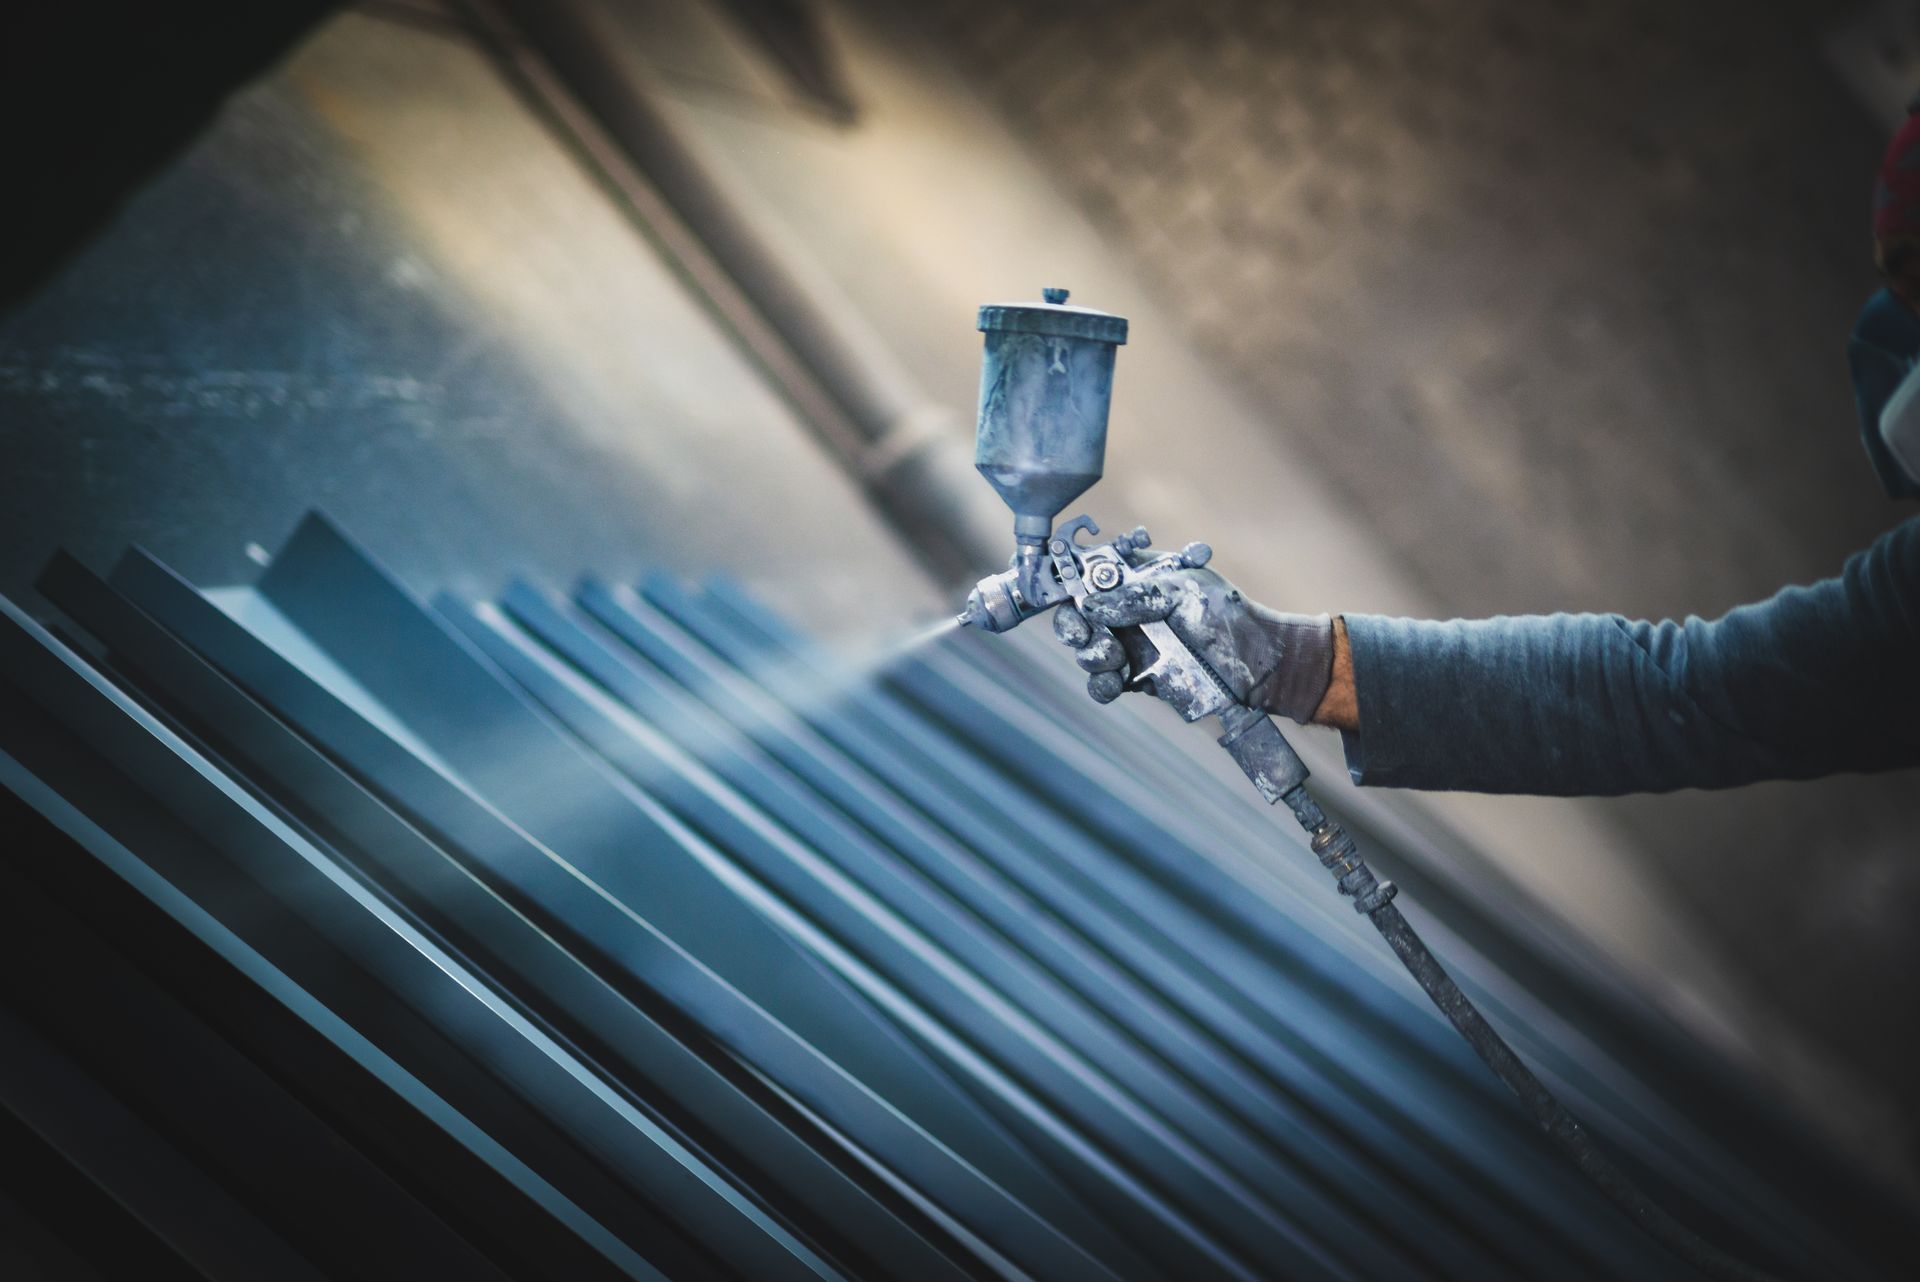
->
[0,511,1904,1281]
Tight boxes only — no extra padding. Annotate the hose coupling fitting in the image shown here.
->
[1350,878,1399,915]
[1310,820,1398,914]
[1310,822,1359,876]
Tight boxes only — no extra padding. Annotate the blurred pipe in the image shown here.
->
[465,0,1010,581]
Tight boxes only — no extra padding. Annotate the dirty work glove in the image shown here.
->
[1051,568,1335,723]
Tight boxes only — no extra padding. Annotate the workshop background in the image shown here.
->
[2,0,1917,1278]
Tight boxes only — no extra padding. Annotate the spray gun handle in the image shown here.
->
[1113,605,1312,802]
[1053,517,1240,723]
[1217,704,1312,803]
[962,513,1307,803]
[1047,517,1313,803]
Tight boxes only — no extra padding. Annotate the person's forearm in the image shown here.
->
[1305,516,1919,793]
[1334,611,1872,793]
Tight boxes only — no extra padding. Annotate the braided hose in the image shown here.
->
[1279,787,1785,1282]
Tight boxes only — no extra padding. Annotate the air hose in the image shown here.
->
[1279,786,1784,1282]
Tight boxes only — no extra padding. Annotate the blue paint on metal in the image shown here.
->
[0,513,1900,1280]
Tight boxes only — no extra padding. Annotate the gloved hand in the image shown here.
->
[1051,566,1336,723]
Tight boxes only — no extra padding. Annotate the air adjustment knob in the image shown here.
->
[1179,541,1213,568]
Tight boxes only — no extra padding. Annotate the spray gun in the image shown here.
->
[954,289,1778,1282]
[955,288,1318,815]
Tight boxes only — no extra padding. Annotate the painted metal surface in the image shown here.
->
[0,513,1903,1279]
[32,552,971,1282]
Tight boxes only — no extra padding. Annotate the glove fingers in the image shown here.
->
[1083,579,1180,628]
[1052,604,1095,649]
[1074,632,1126,672]
[1086,670,1126,704]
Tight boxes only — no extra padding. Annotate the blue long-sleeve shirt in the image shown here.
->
[1339,517,1920,795]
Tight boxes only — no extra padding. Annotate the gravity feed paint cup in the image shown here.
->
[975,287,1129,546]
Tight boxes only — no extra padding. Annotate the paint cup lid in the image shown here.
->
[977,287,1129,344]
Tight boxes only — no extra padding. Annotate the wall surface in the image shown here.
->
[0,8,940,640]
[913,0,1920,1171]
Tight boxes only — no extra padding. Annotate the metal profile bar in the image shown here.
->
[562,580,1335,1276]
[670,577,1419,1036]
[7,520,1877,1274]
[906,642,1558,1051]
[0,733,663,1282]
[437,583,1311,1281]
[904,641,1870,1278]
[448,590,1426,1282]
[639,575,1656,1272]
[531,581,1562,1280]
[0,856,517,1282]
[693,580,1850,1277]
[891,644,1734,1199]
[596,577,1658,1276]
[904,640,1639,1084]
[101,543,1124,1282]
[643,583,1519,1110]
[500,576,1548,1275]
[684,579,1566,1113]
[33,553,978,1282]
[0,598,796,1282]
[925,630,1875,1268]
[583,576,1613,1265]
[872,642,1799,1224]
[0,1000,330,1282]
[209,517,1374,1280]
[244,516,1102,1235]
[443,593,1232,1280]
